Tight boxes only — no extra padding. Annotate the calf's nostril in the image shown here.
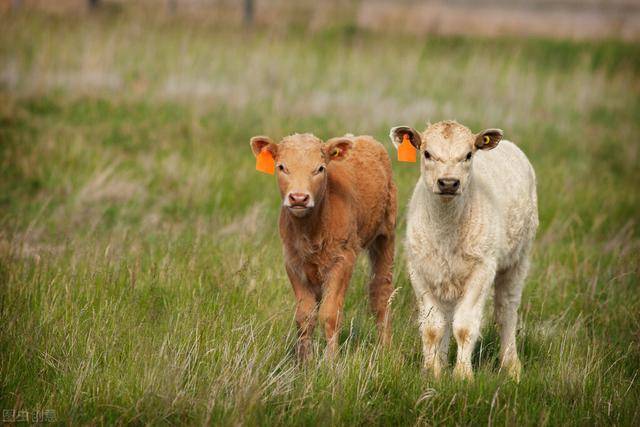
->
[453,180,460,188]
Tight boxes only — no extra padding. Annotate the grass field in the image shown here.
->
[1,11,639,426]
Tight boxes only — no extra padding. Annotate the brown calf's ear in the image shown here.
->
[475,129,503,151]
[325,137,353,161]
[250,136,278,157]
[389,126,422,150]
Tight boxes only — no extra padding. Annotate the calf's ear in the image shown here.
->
[325,137,353,161]
[250,136,278,157]
[475,129,503,151]
[389,126,422,150]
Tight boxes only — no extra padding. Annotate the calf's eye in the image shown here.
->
[465,152,472,161]
[316,165,326,174]
[277,164,286,172]
[424,151,432,160]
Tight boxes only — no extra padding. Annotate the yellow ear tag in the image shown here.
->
[398,134,417,162]
[256,149,275,175]
[483,135,490,145]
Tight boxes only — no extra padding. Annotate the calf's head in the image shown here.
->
[390,121,502,200]
[250,133,352,218]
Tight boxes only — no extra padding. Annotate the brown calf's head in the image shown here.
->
[250,133,352,218]
[390,121,502,200]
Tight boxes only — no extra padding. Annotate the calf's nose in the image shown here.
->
[437,178,460,193]
[288,192,310,205]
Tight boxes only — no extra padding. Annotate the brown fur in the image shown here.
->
[441,121,455,139]
[424,328,440,346]
[250,133,397,361]
[455,327,470,346]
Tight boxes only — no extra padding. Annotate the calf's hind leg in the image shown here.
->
[367,234,395,346]
[494,257,530,381]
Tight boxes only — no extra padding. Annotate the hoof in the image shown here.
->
[453,363,474,381]
[323,341,339,362]
[422,362,443,380]
[502,358,522,383]
[296,341,313,363]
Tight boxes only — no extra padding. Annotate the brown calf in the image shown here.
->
[250,133,397,361]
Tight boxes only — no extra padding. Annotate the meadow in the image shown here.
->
[1,10,639,425]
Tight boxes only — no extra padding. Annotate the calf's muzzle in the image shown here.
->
[287,192,312,207]
[437,178,460,195]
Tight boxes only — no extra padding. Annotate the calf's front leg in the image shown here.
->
[408,262,449,378]
[318,252,356,359]
[418,292,449,379]
[452,264,495,380]
[286,264,318,362]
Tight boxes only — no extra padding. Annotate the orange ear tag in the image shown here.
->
[256,149,275,175]
[398,134,417,162]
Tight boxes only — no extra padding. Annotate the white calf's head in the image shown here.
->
[390,121,502,200]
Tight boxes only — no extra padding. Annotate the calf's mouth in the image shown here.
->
[436,190,459,201]
[286,203,314,217]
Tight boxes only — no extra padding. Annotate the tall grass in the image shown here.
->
[1,11,639,425]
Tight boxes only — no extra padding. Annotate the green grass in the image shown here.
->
[1,11,639,426]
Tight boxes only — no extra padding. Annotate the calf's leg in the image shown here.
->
[318,252,356,359]
[367,234,395,346]
[494,257,529,382]
[418,292,449,378]
[286,265,318,362]
[452,265,495,380]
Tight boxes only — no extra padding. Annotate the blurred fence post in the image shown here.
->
[168,0,177,14]
[11,0,21,10]
[244,0,254,26]
[88,0,100,10]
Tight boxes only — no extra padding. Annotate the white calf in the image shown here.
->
[390,120,538,381]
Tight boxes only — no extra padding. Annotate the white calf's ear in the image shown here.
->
[475,129,503,151]
[250,136,277,157]
[325,137,353,161]
[389,126,422,150]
